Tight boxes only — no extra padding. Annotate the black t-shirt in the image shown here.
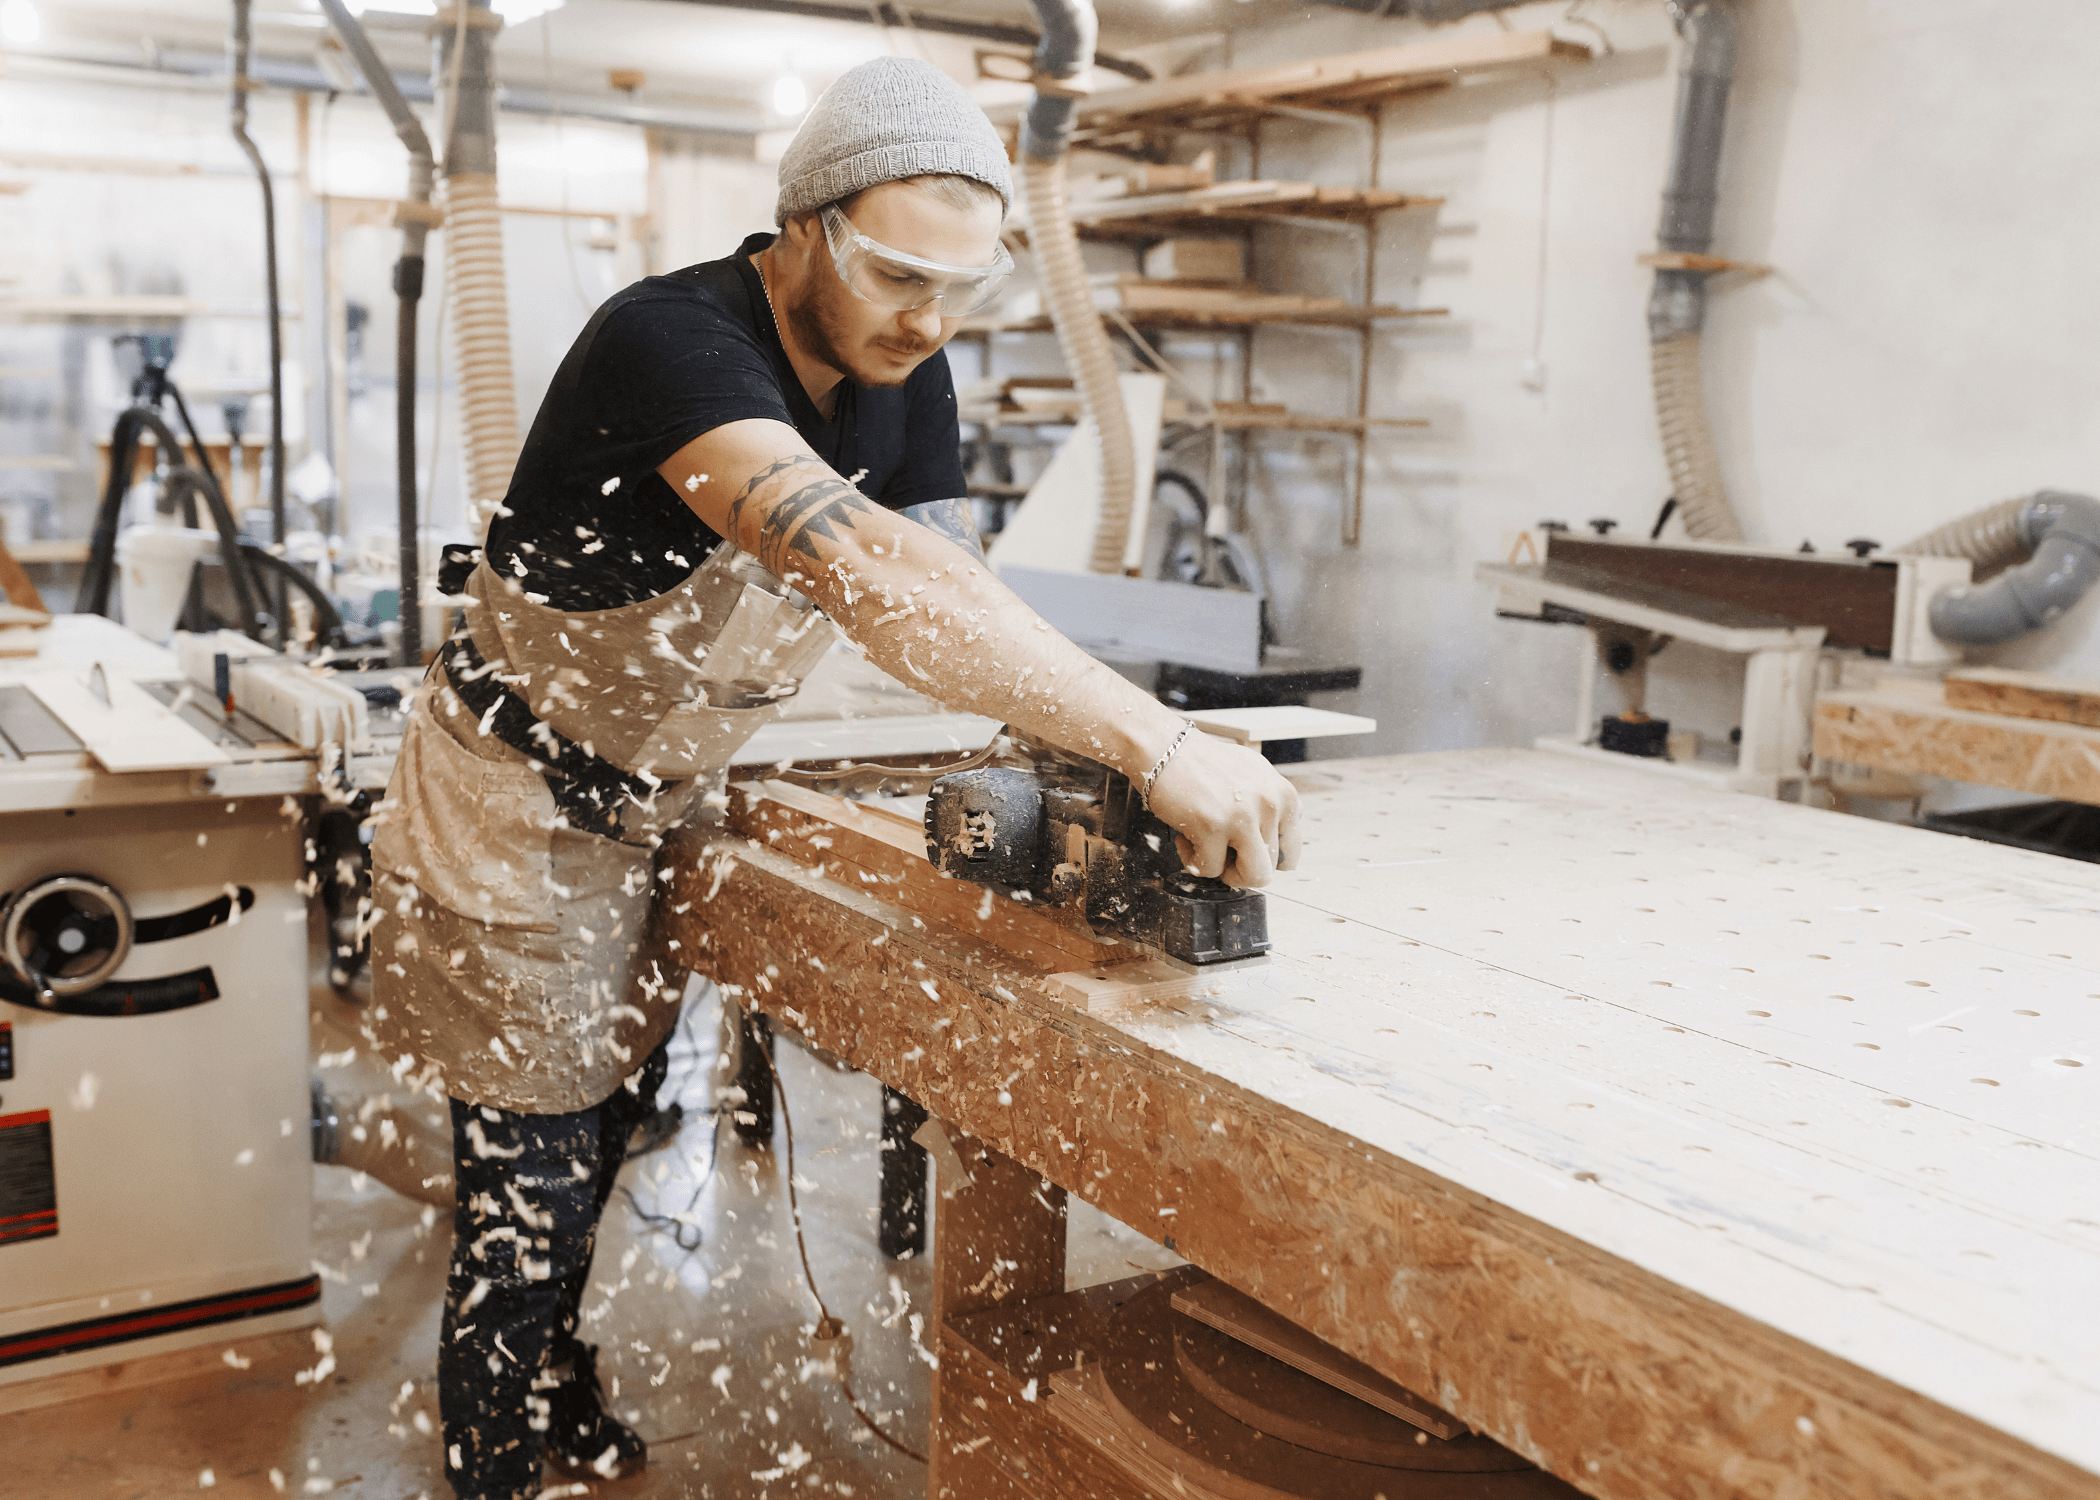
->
[486,231,968,611]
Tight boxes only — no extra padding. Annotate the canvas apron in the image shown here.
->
[368,545,835,1112]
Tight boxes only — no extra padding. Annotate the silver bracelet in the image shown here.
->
[1139,719,1196,808]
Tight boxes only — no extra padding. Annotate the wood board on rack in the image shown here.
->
[983,29,1589,139]
[1944,666,2100,728]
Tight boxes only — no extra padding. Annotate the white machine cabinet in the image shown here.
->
[0,618,325,1388]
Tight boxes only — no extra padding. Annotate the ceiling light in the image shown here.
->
[772,74,808,118]
[0,0,42,47]
[492,0,564,23]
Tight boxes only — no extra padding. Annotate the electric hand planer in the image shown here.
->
[923,763,1270,967]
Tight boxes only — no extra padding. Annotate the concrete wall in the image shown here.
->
[1208,0,2100,758]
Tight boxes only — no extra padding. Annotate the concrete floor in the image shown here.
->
[2,983,1180,1499]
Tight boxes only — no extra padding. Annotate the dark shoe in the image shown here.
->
[544,1343,648,1480]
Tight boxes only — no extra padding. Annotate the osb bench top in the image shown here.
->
[664,748,2100,1499]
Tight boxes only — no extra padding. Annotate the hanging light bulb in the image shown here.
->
[0,0,42,47]
[772,74,808,118]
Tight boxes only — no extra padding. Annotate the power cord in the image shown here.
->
[615,1002,723,1254]
[773,1064,929,1465]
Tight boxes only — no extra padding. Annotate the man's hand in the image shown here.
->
[661,421,1306,887]
[1145,731,1301,889]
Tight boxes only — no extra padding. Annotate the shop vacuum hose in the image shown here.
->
[1019,0,1135,575]
[1647,0,1742,543]
[1898,491,2100,646]
[436,0,522,539]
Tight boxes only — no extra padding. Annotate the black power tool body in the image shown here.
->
[923,763,1269,967]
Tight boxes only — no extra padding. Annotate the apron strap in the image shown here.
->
[439,632,673,841]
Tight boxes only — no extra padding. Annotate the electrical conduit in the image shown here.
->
[1647,0,1742,543]
[435,0,522,539]
[319,0,435,667]
[1019,0,1134,576]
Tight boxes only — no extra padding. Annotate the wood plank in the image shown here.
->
[1169,1278,1462,1439]
[1477,560,1829,653]
[728,779,1126,971]
[1186,707,1377,746]
[928,1128,1068,1500]
[1816,684,2100,803]
[937,1278,1164,1500]
[1638,250,1772,277]
[986,30,1586,133]
[25,670,231,772]
[663,749,2100,1500]
[1547,534,1898,653]
[0,538,48,613]
[1946,667,2100,728]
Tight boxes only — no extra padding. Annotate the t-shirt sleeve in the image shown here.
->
[873,349,969,511]
[579,292,794,475]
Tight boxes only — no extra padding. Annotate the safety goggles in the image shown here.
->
[821,204,1013,318]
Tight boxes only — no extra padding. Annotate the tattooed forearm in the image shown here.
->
[899,497,984,561]
[755,475,883,579]
[726,453,824,542]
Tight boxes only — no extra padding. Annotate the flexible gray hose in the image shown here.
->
[1647,1,1743,544]
[1898,492,2100,646]
[1019,0,1134,575]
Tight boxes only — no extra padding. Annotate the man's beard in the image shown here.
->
[789,284,938,391]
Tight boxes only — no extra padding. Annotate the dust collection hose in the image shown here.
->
[1647,0,1742,543]
[1019,0,1134,576]
[435,0,522,540]
[1897,491,2100,647]
[318,0,434,667]
[229,0,290,629]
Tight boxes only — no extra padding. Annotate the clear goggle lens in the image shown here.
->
[822,205,1012,318]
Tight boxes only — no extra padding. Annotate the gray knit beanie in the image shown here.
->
[774,57,1013,224]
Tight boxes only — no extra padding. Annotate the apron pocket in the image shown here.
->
[371,704,560,932]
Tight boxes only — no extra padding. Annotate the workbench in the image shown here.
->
[662,749,2099,1500]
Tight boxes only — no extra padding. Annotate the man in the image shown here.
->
[368,55,1298,1500]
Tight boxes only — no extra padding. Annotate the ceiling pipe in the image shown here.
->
[657,0,1150,81]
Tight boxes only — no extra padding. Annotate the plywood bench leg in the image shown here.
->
[921,1119,1067,1499]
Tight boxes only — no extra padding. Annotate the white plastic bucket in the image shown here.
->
[116,525,220,642]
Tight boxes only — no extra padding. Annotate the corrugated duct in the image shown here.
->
[1018,0,1135,576]
[435,0,521,536]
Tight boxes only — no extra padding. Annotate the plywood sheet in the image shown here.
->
[1817,682,2100,804]
[665,749,2100,1499]
[1946,666,2100,727]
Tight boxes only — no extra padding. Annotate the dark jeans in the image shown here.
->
[439,1041,669,1500]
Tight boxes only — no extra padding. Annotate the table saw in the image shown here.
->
[662,748,2099,1500]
